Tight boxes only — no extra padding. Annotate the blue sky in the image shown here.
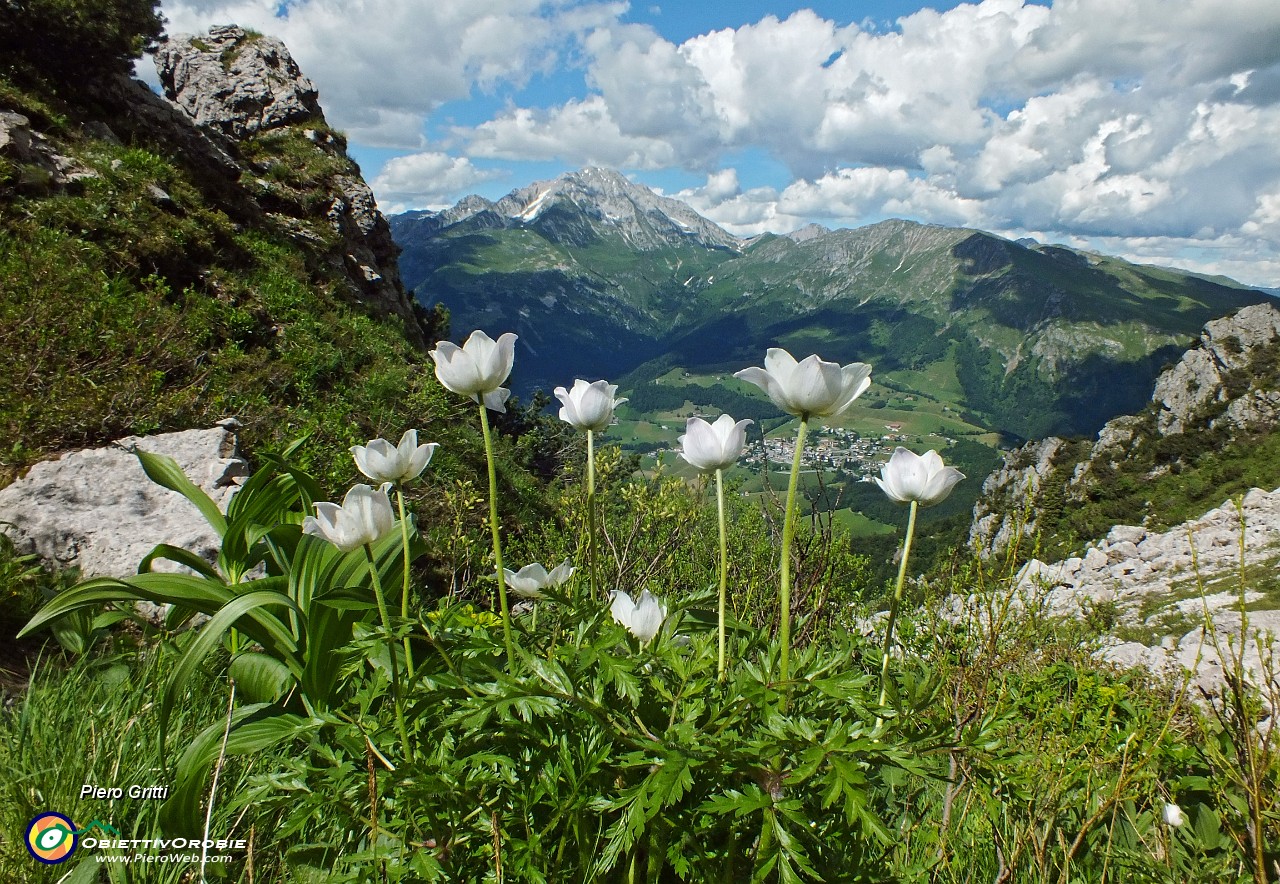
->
[158,0,1280,286]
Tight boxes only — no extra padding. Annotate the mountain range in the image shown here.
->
[391,168,1270,444]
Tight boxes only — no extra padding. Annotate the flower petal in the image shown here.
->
[610,590,636,628]
[547,561,575,586]
[482,386,511,413]
[679,417,721,472]
[432,340,483,397]
[734,366,793,415]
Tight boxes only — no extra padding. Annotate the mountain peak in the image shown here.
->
[432,167,743,252]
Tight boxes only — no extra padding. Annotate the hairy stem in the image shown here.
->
[365,544,411,754]
[479,404,516,668]
[879,499,918,710]
[716,467,729,680]
[395,485,415,679]
[587,427,597,600]
[779,417,808,686]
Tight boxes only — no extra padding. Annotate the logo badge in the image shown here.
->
[25,812,78,864]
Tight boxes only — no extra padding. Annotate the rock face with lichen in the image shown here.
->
[1150,302,1280,435]
[0,423,247,580]
[0,109,96,193]
[153,24,425,347]
[157,25,322,139]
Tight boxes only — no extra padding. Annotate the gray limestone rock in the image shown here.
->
[968,436,1065,557]
[1153,302,1280,435]
[151,25,426,348]
[0,110,96,191]
[156,25,322,139]
[0,422,248,580]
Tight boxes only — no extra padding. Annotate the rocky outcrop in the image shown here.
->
[972,301,1280,559]
[0,110,96,193]
[1012,489,1280,620]
[968,437,1071,557]
[0,422,247,580]
[156,25,322,139]
[1151,302,1280,435]
[154,25,426,347]
[964,300,1280,711]
[1008,490,1280,710]
[1096,609,1280,712]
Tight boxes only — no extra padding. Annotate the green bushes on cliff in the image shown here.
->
[0,0,163,83]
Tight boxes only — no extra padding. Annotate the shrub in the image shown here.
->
[0,0,164,83]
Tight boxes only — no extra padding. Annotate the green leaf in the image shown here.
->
[230,652,297,705]
[524,654,575,695]
[158,588,302,761]
[134,448,227,537]
[300,586,371,708]
[61,857,101,884]
[20,574,297,654]
[160,704,315,834]
[138,542,222,580]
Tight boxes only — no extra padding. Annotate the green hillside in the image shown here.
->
[397,191,1267,446]
[0,4,464,491]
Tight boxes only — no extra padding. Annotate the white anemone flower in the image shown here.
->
[554,379,627,432]
[502,560,575,600]
[610,589,666,643]
[875,447,965,507]
[734,348,871,420]
[430,330,518,412]
[678,414,753,473]
[351,429,439,484]
[1162,802,1186,828]
[303,483,395,553]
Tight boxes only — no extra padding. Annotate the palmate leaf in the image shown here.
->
[590,749,697,878]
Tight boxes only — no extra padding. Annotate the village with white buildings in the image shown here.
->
[740,425,918,481]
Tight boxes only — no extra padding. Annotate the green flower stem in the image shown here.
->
[878,498,919,710]
[716,467,729,680]
[479,404,516,668]
[779,417,808,686]
[395,485,415,679]
[586,427,597,600]
[364,544,411,755]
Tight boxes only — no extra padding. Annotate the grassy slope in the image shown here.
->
[0,70,494,498]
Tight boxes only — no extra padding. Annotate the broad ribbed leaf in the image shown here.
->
[134,449,227,536]
[230,652,297,705]
[160,704,314,833]
[20,574,298,667]
[138,543,221,580]
[159,589,303,761]
[301,586,375,707]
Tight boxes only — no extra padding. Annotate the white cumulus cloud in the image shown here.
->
[370,152,502,213]
[154,0,1280,284]
[158,0,625,147]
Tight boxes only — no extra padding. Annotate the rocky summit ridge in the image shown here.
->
[406,167,742,254]
[393,172,1268,442]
